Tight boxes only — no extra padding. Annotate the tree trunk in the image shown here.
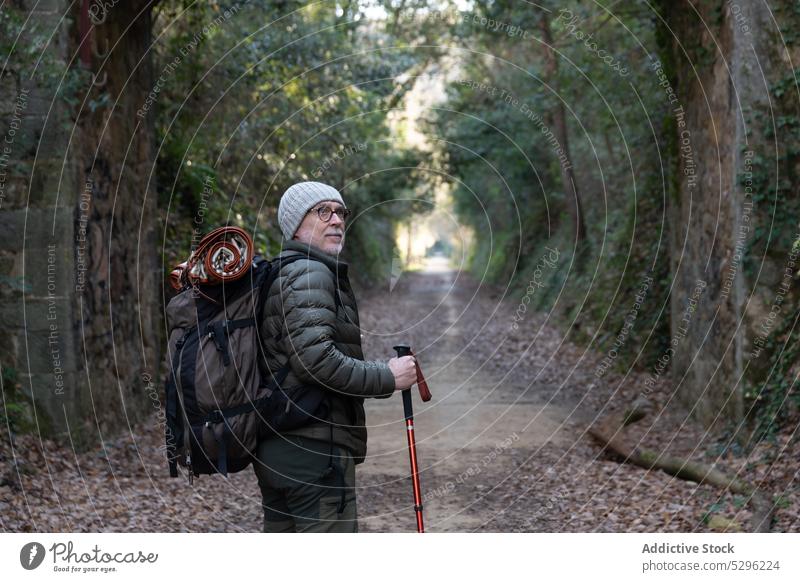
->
[539,12,587,245]
[71,0,161,444]
[656,0,799,433]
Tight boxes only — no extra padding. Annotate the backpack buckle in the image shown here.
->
[205,409,224,427]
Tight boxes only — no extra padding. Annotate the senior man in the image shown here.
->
[256,181,417,533]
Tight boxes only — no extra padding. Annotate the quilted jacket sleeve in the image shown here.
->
[281,259,396,398]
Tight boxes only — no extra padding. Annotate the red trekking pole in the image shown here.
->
[393,344,432,533]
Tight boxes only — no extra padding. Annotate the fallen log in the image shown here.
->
[588,401,773,532]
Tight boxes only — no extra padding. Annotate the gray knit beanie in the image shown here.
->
[278,182,345,240]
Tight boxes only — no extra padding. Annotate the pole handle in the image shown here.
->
[394,345,414,419]
[393,344,411,358]
[393,344,432,403]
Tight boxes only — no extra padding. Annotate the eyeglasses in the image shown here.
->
[307,205,351,222]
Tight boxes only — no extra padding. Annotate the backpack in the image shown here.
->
[164,252,309,482]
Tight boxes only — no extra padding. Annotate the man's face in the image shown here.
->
[293,200,347,255]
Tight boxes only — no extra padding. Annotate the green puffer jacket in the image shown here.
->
[259,239,396,464]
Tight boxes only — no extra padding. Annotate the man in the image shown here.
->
[256,181,417,533]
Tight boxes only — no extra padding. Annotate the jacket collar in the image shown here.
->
[281,239,349,278]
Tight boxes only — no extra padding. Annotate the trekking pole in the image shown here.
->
[393,344,432,533]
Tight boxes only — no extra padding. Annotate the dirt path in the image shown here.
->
[357,258,573,532]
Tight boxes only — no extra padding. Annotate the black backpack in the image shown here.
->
[163,254,308,482]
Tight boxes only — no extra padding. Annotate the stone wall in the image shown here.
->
[0,0,160,445]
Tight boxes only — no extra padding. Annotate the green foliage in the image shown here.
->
[1,6,61,81]
[775,0,800,45]
[1,3,71,114]
[432,0,671,368]
[701,501,726,524]
[743,70,800,282]
[153,1,430,281]
[739,3,800,437]
[0,274,31,294]
[0,366,38,436]
[745,311,800,442]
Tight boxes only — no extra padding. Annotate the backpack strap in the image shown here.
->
[165,329,187,478]
[201,364,291,476]
[203,317,255,366]
[263,253,343,324]
[254,254,299,326]
[171,328,198,483]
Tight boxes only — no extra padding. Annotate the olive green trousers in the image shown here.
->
[254,435,357,533]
